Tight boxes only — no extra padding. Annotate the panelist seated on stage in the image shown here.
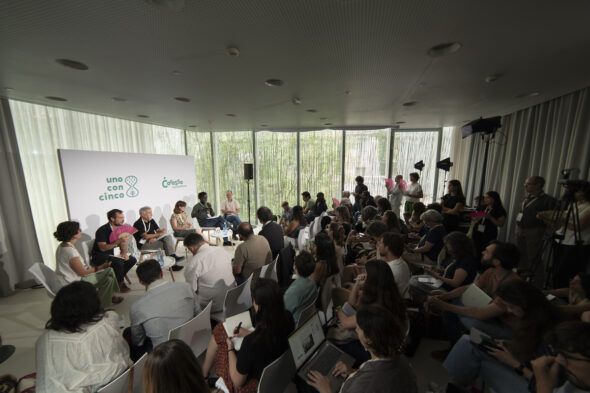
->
[191,191,231,246]
[169,200,197,238]
[221,190,241,237]
[133,206,184,271]
[91,208,137,293]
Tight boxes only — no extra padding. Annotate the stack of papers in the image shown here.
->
[222,311,253,351]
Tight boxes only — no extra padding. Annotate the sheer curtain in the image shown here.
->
[300,129,343,202]
[344,129,390,198]
[9,100,185,269]
[448,87,590,241]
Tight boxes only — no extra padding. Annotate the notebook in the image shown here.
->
[460,284,492,308]
[223,310,253,351]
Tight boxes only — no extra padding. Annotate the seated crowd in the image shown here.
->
[35,176,590,393]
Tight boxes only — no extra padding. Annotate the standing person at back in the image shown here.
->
[387,175,406,218]
[403,173,423,223]
[257,206,284,259]
[515,176,556,279]
[232,222,272,284]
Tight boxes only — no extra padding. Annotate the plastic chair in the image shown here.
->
[28,263,66,298]
[257,350,297,393]
[223,274,253,320]
[260,256,278,282]
[96,353,147,393]
[296,295,318,329]
[168,301,213,358]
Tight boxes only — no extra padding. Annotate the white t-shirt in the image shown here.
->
[386,258,412,299]
[55,245,88,283]
[221,199,240,215]
[406,183,423,203]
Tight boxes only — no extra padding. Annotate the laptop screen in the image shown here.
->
[288,313,325,369]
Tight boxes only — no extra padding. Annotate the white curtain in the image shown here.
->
[8,100,185,269]
[448,87,590,241]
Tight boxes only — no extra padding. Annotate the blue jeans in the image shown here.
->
[224,215,241,233]
[444,335,529,393]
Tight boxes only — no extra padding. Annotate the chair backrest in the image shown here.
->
[97,353,147,393]
[319,274,339,313]
[257,350,297,393]
[259,255,277,281]
[296,296,318,329]
[28,263,66,297]
[296,226,308,251]
[168,301,213,358]
[224,275,253,319]
[276,244,295,289]
[312,212,327,236]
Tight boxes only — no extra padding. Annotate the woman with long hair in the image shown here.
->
[444,280,562,393]
[170,200,197,237]
[202,279,295,393]
[284,205,307,238]
[471,191,507,256]
[382,210,402,234]
[441,180,466,232]
[144,339,209,393]
[376,197,392,216]
[36,281,129,392]
[311,231,340,286]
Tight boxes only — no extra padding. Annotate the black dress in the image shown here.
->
[471,206,507,256]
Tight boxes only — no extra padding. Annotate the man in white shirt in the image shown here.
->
[221,190,241,237]
[183,233,236,313]
[377,231,411,299]
[127,259,197,360]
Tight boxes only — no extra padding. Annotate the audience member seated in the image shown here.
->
[335,260,407,365]
[143,339,209,393]
[54,220,122,306]
[232,222,272,284]
[126,259,197,361]
[91,208,137,293]
[202,279,295,393]
[377,232,411,299]
[470,191,507,256]
[183,233,236,314]
[382,210,403,235]
[311,232,340,287]
[407,202,426,234]
[308,305,417,393]
[440,180,466,232]
[320,215,332,233]
[443,280,562,393]
[405,209,446,264]
[345,221,387,273]
[170,200,198,238]
[531,321,590,393]
[279,201,292,228]
[312,192,328,219]
[35,281,129,393]
[423,231,479,292]
[191,192,231,246]
[301,191,316,218]
[428,241,521,347]
[257,206,284,259]
[376,197,392,216]
[284,205,307,239]
[333,206,353,236]
[546,273,590,318]
[284,251,318,322]
[403,172,423,223]
[133,206,184,271]
[327,222,346,274]
[221,190,242,236]
[359,190,376,209]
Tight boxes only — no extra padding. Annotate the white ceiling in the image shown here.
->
[1,0,589,131]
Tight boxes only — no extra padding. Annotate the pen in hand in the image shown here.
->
[233,322,243,335]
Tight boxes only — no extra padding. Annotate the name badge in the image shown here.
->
[516,212,523,222]
[139,239,146,245]
[477,224,486,233]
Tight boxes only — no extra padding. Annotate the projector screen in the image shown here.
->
[58,149,196,238]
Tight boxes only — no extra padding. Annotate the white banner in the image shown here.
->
[58,149,196,238]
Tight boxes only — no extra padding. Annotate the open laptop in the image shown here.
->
[288,313,354,391]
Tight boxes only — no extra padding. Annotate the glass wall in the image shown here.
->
[299,129,343,205]
[186,131,214,199]
[344,129,391,200]
[255,131,298,218]
[435,127,454,200]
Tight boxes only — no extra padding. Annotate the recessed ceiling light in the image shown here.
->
[188,125,196,128]
[516,92,540,98]
[319,117,328,121]
[55,58,89,70]
[174,97,191,103]
[427,42,462,57]
[137,114,150,118]
[324,123,333,126]
[402,101,417,107]
[112,97,127,102]
[395,121,406,124]
[225,46,240,57]
[345,90,351,95]
[265,79,284,87]
[225,113,236,117]
[485,73,502,83]
[171,70,181,76]
[306,109,317,113]
[260,124,268,127]
[45,96,67,101]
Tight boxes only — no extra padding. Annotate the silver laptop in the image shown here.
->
[288,313,354,391]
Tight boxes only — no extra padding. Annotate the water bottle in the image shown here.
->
[157,250,165,267]
[222,221,228,237]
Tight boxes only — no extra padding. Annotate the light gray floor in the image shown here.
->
[0,242,449,392]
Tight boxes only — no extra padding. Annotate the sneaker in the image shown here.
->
[430,348,451,362]
[171,264,184,271]
[223,241,232,246]
[111,296,124,304]
[118,283,131,293]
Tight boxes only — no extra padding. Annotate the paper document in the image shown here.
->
[223,311,253,351]
[417,276,443,288]
[460,284,492,308]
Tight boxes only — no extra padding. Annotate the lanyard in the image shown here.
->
[142,220,151,233]
[521,194,541,212]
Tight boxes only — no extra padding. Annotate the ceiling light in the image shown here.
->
[324,123,333,126]
[260,124,268,127]
[137,114,150,118]
[265,79,284,87]
[345,90,351,95]
[225,113,236,117]
[516,92,540,98]
[292,97,302,105]
[171,70,181,76]
[188,125,196,128]
[112,97,127,102]
[306,109,317,113]
[395,121,406,124]
[174,97,191,102]
[427,42,462,58]
[45,96,67,101]
[402,101,417,107]
[225,46,240,57]
[55,58,89,70]
[485,73,502,83]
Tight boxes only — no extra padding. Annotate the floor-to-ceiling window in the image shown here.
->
[186,131,214,199]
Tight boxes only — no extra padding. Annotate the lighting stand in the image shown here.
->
[246,178,251,224]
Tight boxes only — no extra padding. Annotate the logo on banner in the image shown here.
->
[162,177,186,189]
[99,175,139,201]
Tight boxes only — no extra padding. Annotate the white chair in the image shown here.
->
[28,263,66,297]
[260,256,278,282]
[223,274,253,319]
[296,296,318,329]
[96,353,147,393]
[257,350,297,393]
[168,301,213,358]
[296,226,309,251]
[318,274,339,326]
